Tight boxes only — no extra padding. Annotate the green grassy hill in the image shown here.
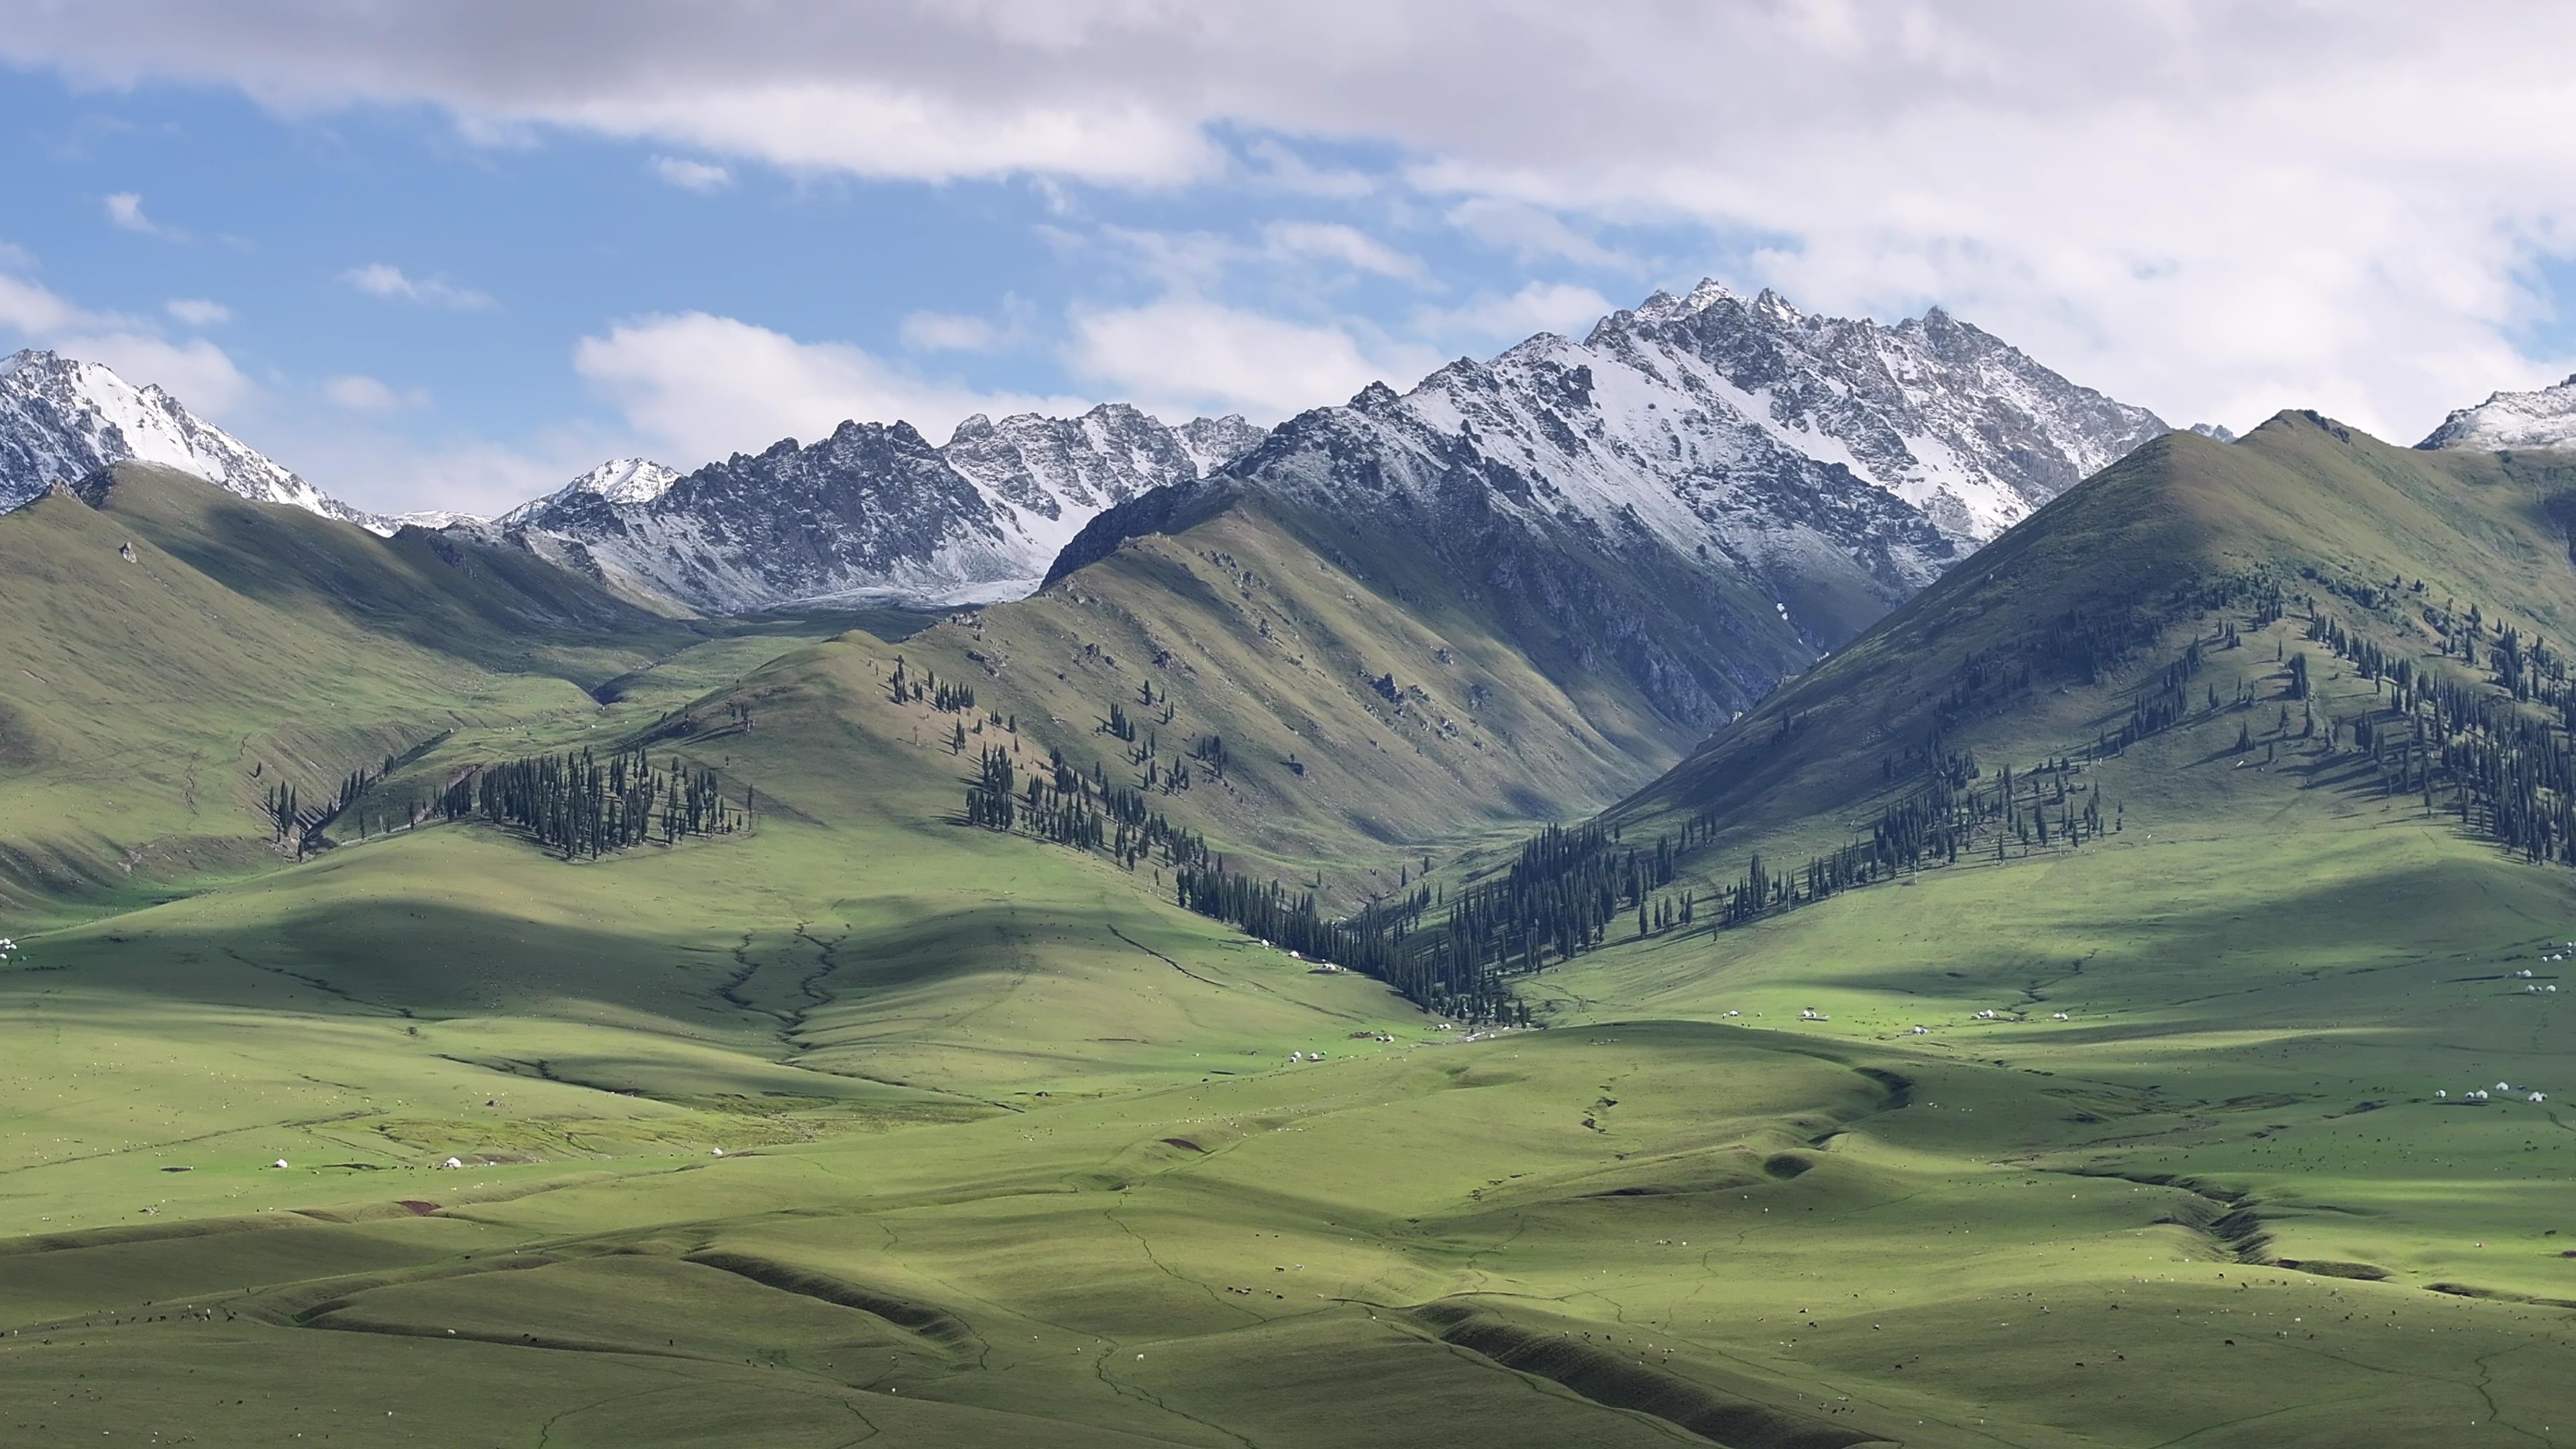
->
[0,465,720,922]
[1617,412,2576,859]
[673,486,1812,898]
[7,427,2576,1446]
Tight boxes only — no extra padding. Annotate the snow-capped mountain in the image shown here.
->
[1605,280,2164,541]
[491,404,1268,611]
[1214,280,2164,630]
[2419,374,2576,451]
[388,508,488,530]
[0,349,384,529]
[499,458,682,523]
[490,284,2155,619]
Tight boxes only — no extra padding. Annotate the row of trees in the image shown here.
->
[2310,607,2576,865]
[963,743,1210,873]
[889,655,977,713]
[441,747,747,860]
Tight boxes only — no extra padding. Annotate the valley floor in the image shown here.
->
[5,782,2575,1447]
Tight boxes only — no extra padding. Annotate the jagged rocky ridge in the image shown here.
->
[1075,281,2167,672]
[488,405,1267,611]
[0,349,383,529]
[2420,374,2576,451]
[498,282,2163,617]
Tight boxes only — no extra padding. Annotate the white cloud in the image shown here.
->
[103,191,182,239]
[342,262,494,311]
[1093,220,1428,294]
[0,270,97,336]
[12,3,2576,433]
[574,311,1087,464]
[1065,297,1438,422]
[649,154,731,191]
[1240,139,1375,200]
[1259,221,1424,281]
[1413,282,1615,343]
[0,262,254,412]
[166,297,231,326]
[321,373,429,412]
[1440,199,1627,271]
[900,311,1002,353]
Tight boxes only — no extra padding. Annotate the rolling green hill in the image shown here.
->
[0,465,729,922]
[667,484,1811,898]
[1618,411,2576,859]
[6,423,2576,1447]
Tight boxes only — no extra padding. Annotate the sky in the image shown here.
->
[1,1,2573,517]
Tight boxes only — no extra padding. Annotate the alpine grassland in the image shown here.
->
[5,433,2576,1447]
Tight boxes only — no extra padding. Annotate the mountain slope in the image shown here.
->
[0,350,382,529]
[889,482,1809,877]
[0,464,704,920]
[492,404,1267,611]
[1610,409,2576,865]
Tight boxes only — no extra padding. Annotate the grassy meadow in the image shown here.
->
[5,446,2576,1445]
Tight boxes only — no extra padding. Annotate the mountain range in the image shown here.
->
[0,282,2167,630]
[16,282,2576,1449]
[477,405,1267,612]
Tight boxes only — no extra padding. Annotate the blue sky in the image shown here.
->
[2,3,2572,516]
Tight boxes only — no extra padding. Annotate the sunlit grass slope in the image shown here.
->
[846,490,1789,892]
[0,466,710,922]
[1616,413,2576,858]
[7,425,2576,1446]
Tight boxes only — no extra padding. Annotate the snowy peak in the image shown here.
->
[1226,279,2167,690]
[568,458,683,505]
[494,404,1271,612]
[2418,374,2576,451]
[498,458,682,524]
[0,348,384,531]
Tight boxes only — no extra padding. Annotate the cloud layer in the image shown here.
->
[9,2,2576,484]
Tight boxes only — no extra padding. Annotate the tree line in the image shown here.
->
[441,747,747,860]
